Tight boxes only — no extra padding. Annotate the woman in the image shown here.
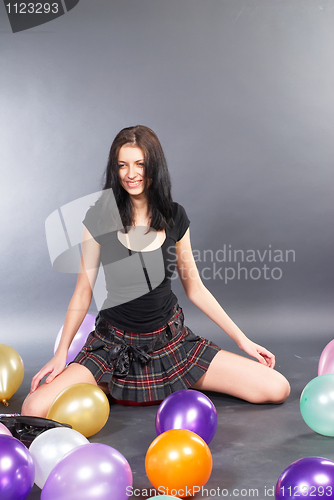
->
[21,125,290,417]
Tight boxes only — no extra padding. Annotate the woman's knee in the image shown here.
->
[260,372,290,404]
[274,375,291,404]
[21,364,98,417]
[21,390,49,418]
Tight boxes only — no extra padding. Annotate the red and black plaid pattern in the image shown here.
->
[72,304,221,403]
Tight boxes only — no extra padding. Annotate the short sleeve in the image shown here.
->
[82,203,102,244]
[174,203,190,241]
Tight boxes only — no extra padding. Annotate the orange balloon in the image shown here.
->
[145,429,212,498]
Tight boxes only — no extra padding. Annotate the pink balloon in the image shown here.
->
[41,443,132,500]
[318,340,334,376]
[54,314,96,364]
[0,422,12,436]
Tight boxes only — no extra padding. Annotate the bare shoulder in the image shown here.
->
[175,228,203,296]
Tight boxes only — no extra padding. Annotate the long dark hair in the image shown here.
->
[100,125,174,232]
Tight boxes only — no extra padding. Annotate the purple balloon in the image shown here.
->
[155,389,217,444]
[54,313,96,363]
[0,435,35,500]
[275,457,334,500]
[318,340,334,376]
[41,443,132,500]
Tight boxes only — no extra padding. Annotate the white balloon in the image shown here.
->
[29,427,89,489]
[0,422,12,436]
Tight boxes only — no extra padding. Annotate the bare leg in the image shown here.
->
[21,363,102,418]
[191,350,290,404]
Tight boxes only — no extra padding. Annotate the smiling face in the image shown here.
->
[118,145,148,197]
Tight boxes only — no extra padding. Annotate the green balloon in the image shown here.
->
[300,374,334,436]
[148,497,181,500]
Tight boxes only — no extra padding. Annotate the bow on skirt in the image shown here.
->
[106,341,151,378]
[93,315,174,378]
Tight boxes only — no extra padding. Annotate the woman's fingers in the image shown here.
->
[30,371,45,393]
[259,349,275,369]
[45,366,62,384]
[241,340,275,369]
[30,361,66,393]
[250,342,275,369]
[240,338,276,370]
[255,352,268,366]
[30,364,53,393]
[30,354,67,393]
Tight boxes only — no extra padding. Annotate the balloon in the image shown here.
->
[0,434,35,500]
[29,427,89,489]
[46,383,110,437]
[148,497,181,500]
[0,344,24,406]
[155,389,217,444]
[300,375,334,436]
[145,429,212,497]
[318,340,334,376]
[275,457,334,500]
[41,443,132,500]
[54,313,96,364]
[0,422,12,436]
[147,497,181,500]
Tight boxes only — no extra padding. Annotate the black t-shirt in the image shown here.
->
[82,201,190,332]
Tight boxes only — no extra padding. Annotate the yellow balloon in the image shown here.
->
[0,344,24,406]
[47,383,110,437]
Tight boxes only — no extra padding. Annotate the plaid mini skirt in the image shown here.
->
[72,304,221,404]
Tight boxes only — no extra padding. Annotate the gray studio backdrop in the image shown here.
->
[1,0,333,363]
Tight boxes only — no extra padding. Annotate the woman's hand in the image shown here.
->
[238,338,275,369]
[30,351,68,394]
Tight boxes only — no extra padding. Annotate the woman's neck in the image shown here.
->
[130,194,150,226]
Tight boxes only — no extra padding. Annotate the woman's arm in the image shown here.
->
[54,226,101,357]
[30,227,101,392]
[175,228,275,368]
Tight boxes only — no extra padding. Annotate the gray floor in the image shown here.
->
[2,337,332,500]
